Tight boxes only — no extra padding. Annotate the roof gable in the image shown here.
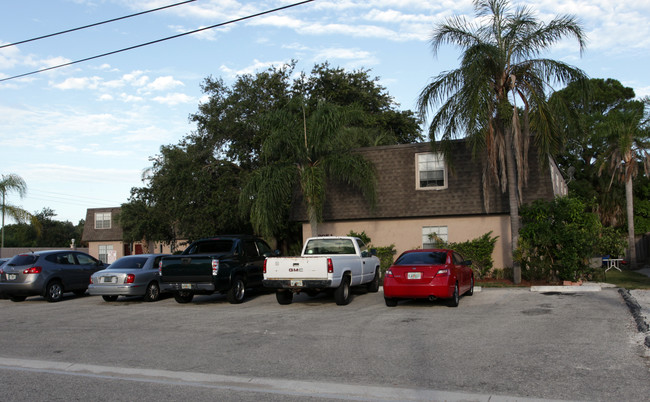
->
[81,207,124,242]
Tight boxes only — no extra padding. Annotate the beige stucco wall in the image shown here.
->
[305,215,513,269]
[88,241,124,262]
[88,241,180,261]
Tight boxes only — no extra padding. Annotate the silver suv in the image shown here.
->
[0,250,107,302]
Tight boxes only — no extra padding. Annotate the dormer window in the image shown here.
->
[95,212,111,229]
[416,152,447,190]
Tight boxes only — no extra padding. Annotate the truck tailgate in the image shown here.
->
[160,257,213,283]
[265,257,328,280]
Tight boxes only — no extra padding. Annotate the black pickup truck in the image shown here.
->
[159,235,277,304]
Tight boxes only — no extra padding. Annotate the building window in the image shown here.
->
[422,226,448,248]
[95,212,111,229]
[416,152,446,189]
[98,244,114,264]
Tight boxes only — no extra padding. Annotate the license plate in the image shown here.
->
[102,277,117,284]
[407,272,422,280]
[181,283,192,289]
[7,274,16,280]
[290,280,303,287]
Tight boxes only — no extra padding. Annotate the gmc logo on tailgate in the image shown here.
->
[289,268,303,272]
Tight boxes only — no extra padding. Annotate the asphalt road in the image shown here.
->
[1,286,649,401]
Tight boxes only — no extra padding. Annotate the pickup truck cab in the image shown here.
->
[263,236,380,305]
[159,235,276,304]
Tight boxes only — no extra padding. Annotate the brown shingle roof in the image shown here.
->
[81,207,123,242]
[291,140,556,221]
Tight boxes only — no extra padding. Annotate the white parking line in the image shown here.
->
[0,357,558,402]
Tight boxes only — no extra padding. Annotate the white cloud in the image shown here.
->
[122,71,150,87]
[219,59,288,78]
[147,76,184,91]
[52,76,103,90]
[152,92,194,105]
[312,48,379,66]
[120,93,144,103]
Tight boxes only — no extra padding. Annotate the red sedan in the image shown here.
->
[383,249,474,307]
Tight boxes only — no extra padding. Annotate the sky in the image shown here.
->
[1,0,650,225]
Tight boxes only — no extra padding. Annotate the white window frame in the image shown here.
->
[422,226,448,248]
[98,244,114,264]
[95,212,112,229]
[416,152,447,190]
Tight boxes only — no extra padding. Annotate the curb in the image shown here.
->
[618,288,650,348]
[530,285,602,292]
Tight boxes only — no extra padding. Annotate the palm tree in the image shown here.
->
[1,173,32,249]
[600,99,650,269]
[240,97,376,238]
[417,0,586,283]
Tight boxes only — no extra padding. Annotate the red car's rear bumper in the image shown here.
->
[383,277,454,299]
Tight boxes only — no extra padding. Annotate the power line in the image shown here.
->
[28,189,124,205]
[0,0,197,49]
[0,0,316,83]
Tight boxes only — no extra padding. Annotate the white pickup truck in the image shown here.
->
[263,236,381,305]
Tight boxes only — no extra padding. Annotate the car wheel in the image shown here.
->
[448,283,459,307]
[174,291,194,304]
[334,275,351,306]
[102,295,118,302]
[73,289,86,297]
[45,281,63,303]
[227,277,246,304]
[9,296,26,302]
[467,276,474,296]
[384,297,398,307]
[276,290,293,305]
[144,282,160,302]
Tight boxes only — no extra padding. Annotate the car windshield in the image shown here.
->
[7,254,39,266]
[395,252,447,265]
[107,257,149,269]
[304,239,356,255]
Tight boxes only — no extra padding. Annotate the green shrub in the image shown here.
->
[517,197,604,282]
[428,231,499,279]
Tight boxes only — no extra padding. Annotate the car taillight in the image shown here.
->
[89,277,94,284]
[385,269,394,278]
[125,274,135,284]
[23,266,42,274]
[263,258,267,274]
[212,259,219,276]
[327,258,333,274]
[436,268,449,276]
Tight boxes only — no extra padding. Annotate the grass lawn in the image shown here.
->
[477,269,650,290]
[600,270,650,290]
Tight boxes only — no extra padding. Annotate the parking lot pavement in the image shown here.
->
[0,287,649,401]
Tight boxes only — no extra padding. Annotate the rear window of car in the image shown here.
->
[395,252,447,265]
[185,240,234,254]
[107,257,149,269]
[304,239,356,255]
[7,254,39,266]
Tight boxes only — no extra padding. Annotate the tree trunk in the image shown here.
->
[625,176,637,269]
[504,129,521,284]
[308,205,319,237]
